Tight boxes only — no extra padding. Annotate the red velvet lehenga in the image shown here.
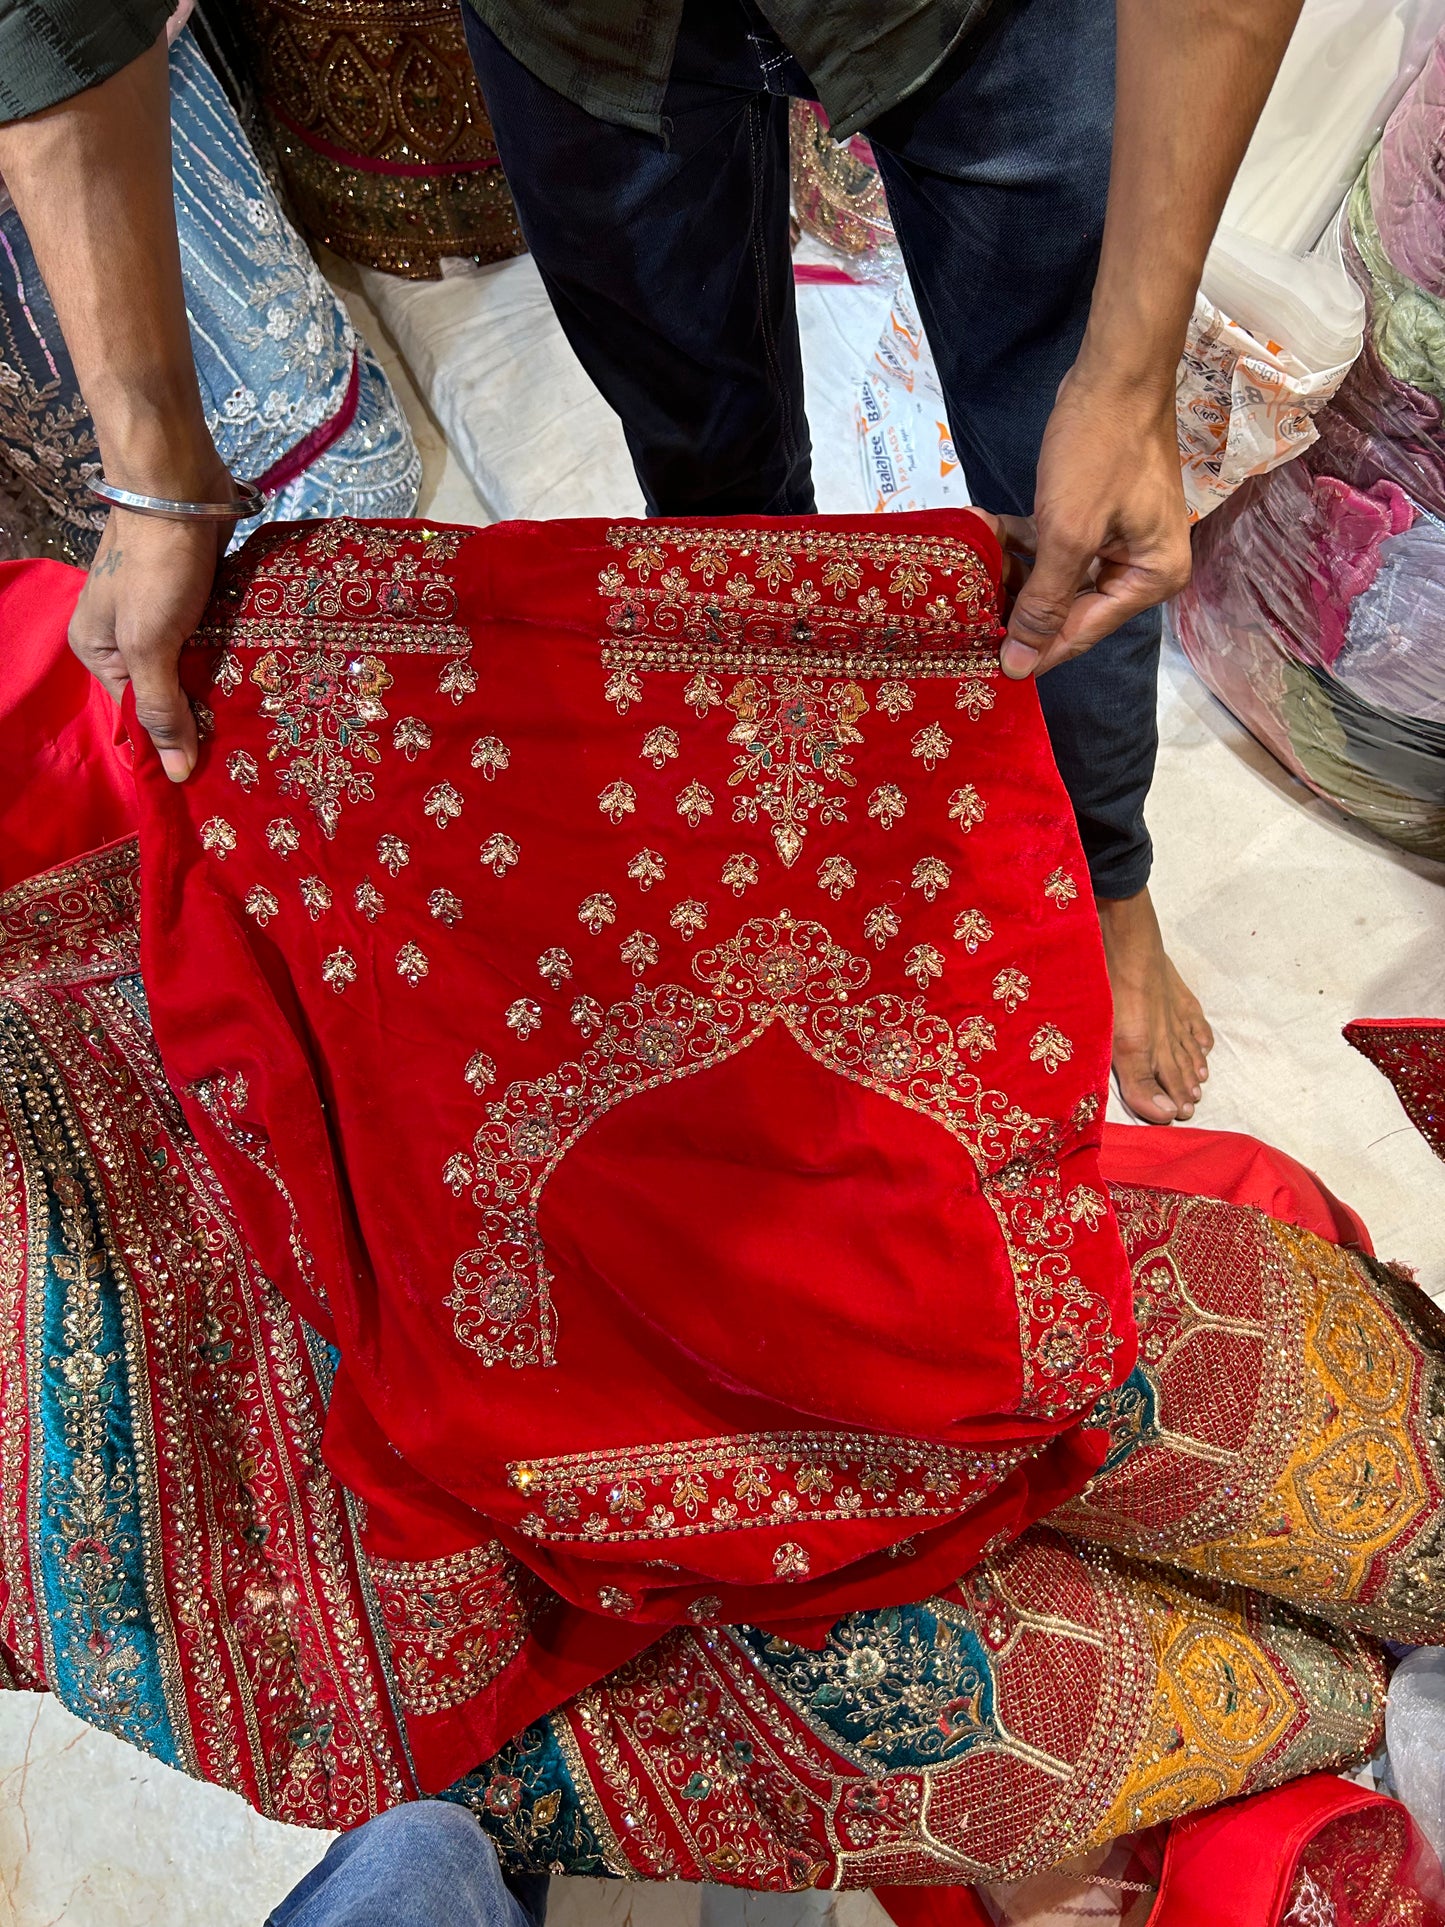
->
[1,513,1442,1924]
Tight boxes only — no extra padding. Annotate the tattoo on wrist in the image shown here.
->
[90,546,125,579]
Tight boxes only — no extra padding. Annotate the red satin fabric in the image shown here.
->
[124,511,1139,1767]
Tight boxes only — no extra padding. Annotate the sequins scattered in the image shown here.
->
[817,856,856,900]
[578,893,617,935]
[396,942,430,986]
[479,834,520,878]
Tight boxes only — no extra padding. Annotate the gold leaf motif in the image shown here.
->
[867,784,907,830]
[993,967,1031,1013]
[725,677,866,868]
[322,947,357,992]
[396,942,429,986]
[684,672,723,716]
[597,1585,635,1614]
[376,833,410,874]
[244,885,279,927]
[620,930,660,976]
[875,681,914,720]
[598,780,637,824]
[537,947,573,989]
[423,781,464,828]
[721,853,758,896]
[470,735,510,779]
[948,785,986,831]
[355,878,385,920]
[464,1051,496,1092]
[1029,1023,1074,1072]
[604,667,644,714]
[669,899,708,940]
[952,908,994,953]
[905,943,944,988]
[438,661,477,703]
[641,726,681,768]
[863,906,900,950]
[1066,1185,1108,1230]
[911,723,952,770]
[392,716,432,759]
[817,855,856,900]
[479,833,520,878]
[299,875,332,920]
[429,888,464,927]
[201,816,237,859]
[911,857,951,903]
[675,780,714,828]
[959,1014,997,1059]
[570,995,605,1037]
[773,1541,811,1580]
[1045,867,1079,908]
[628,849,667,891]
[226,750,259,789]
[443,1153,473,1195]
[955,676,996,720]
[266,816,300,858]
[505,998,542,1038]
[577,892,617,934]
[211,652,243,695]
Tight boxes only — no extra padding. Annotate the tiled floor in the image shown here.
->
[3,258,1442,1927]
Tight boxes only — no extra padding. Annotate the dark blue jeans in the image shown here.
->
[464,0,1158,897]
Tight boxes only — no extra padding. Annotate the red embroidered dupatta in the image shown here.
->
[130,512,1135,1775]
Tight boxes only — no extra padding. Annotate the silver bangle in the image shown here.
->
[90,476,266,521]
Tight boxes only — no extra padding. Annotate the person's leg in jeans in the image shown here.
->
[867,0,1213,1123]
[264,1803,548,1927]
[461,3,812,516]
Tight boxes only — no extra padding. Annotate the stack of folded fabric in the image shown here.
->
[2,510,1444,1923]
[1173,29,1445,861]
[0,29,420,567]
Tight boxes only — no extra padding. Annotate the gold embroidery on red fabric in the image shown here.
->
[480,834,520,877]
[366,1541,539,1719]
[724,676,866,866]
[628,850,667,891]
[953,909,993,953]
[191,1072,325,1312]
[599,782,636,824]
[471,736,510,778]
[444,912,1116,1410]
[507,1429,1037,1545]
[0,841,140,992]
[201,816,238,859]
[1045,868,1080,908]
[578,893,618,934]
[537,948,573,989]
[818,856,857,899]
[722,853,760,896]
[911,858,950,903]
[395,943,429,986]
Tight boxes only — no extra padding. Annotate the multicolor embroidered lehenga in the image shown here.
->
[1,511,1442,1924]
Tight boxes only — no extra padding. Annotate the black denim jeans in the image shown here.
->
[463,0,1159,897]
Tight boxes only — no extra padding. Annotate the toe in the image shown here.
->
[1114,1044,1179,1124]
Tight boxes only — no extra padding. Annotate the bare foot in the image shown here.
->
[1097,887,1213,1124]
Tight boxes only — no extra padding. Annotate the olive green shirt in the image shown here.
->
[465,0,993,140]
[0,0,171,121]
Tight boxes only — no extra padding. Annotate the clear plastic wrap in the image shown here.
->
[1171,37,1445,860]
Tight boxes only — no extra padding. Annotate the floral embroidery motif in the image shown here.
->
[721,854,759,896]
[628,850,667,891]
[993,969,1030,1013]
[724,677,866,867]
[227,749,259,789]
[355,878,385,920]
[875,681,914,720]
[955,676,995,720]
[201,816,237,859]
[605,666,644,714]
[669,901,709,940]
[193,521,474,837]
[396,942,429,986]
[675,781,714,828]
[442,911,1115,1410]
[685,672,723,716]
[641,727,680,768]
[867,785,907,830]
[429,888,464,927]
[479,834,520,878]
[911,723,952,771]
[266,817,300,857]
[245,885,279,927]
[578,893,617,935]
[470,736,509,778]
[464,1052,497,1092]
[570,997,604,1037]
[953,909,994,953]
[322,947,357,991]
[597,1586,635,1615]
[424,781,464,828]
[948,785,986,831]
[1029,1025,1074,1073]
[621,931,661,975]
[904,944,944,988]
[911,858,951,903]
[506,1000,542,1040]
[1045,868,1080,908]
[506,1431,1033,1545]
[393,717,432,758]
[774,1542,810,1580]
[818,856,856,900]
[368,1542,539,1720]
[299,875,332,920]
[537,949,573,989]
[1066,1185,1108,1230]
[864,906,901,950]
[376,834,410,874]
[599,782,636,824]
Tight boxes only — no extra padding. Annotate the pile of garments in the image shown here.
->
[1173,32,1445,861]
[0,28,421,566]
[2,510,1444,1924]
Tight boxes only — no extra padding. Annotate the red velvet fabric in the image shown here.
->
[0,560,134,888]
[126,511,1139,1774]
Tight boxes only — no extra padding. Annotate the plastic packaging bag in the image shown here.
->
[1388,1651,1445,1864]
